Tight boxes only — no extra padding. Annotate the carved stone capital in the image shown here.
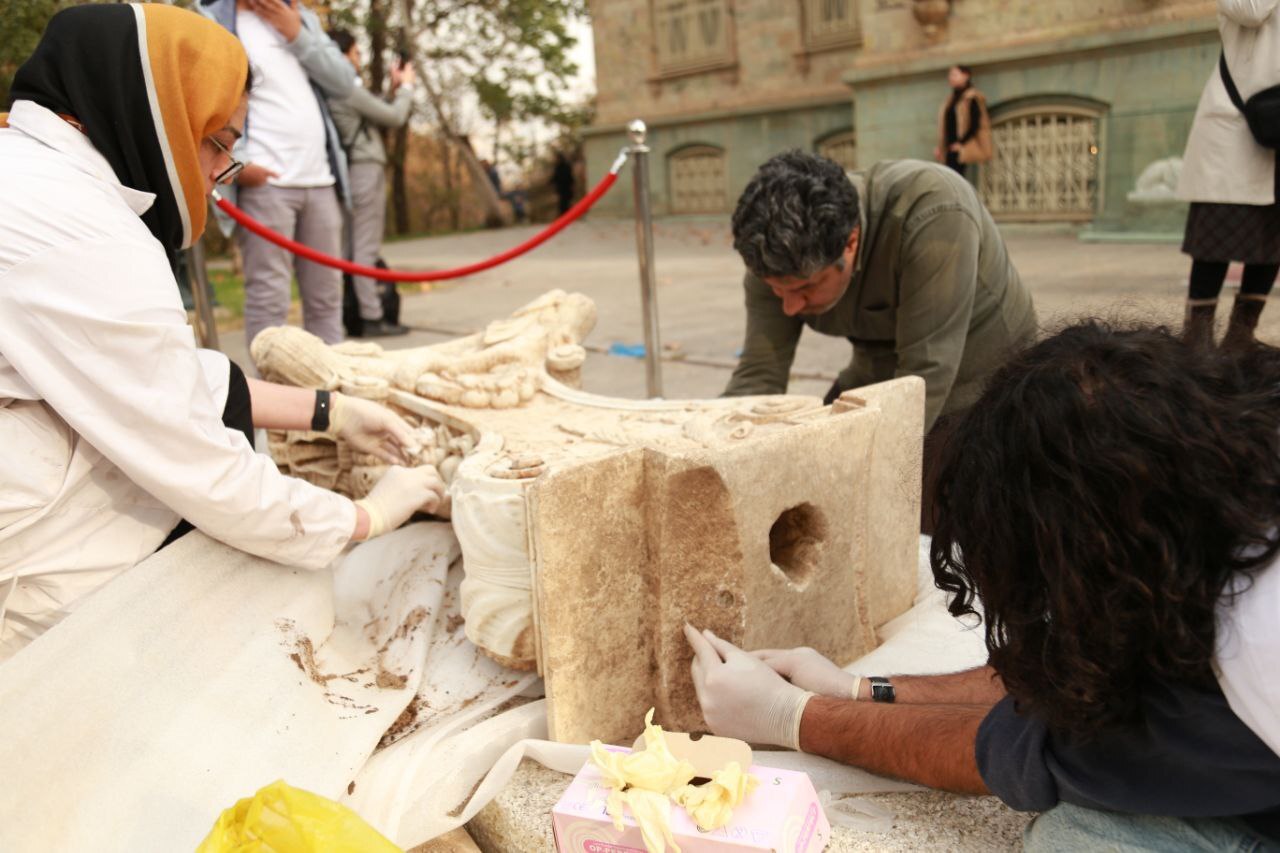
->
[912,0,951,39]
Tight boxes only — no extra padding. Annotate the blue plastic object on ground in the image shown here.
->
[609,343,647,359]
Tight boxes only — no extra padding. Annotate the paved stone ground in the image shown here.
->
[219,216,1273,400]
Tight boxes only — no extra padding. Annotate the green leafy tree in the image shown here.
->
[2,0,201,106]
[2,0,76,105]
[394,0,587,231]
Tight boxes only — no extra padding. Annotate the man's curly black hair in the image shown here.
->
[731,150,859,280]
[930,321,1280,738]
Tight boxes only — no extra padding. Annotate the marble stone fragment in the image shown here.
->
[251,292,924,742]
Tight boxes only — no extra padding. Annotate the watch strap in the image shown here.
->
[311,389,332,433]
[869,676,895,703]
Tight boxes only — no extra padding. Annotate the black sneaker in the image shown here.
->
[357,319,410,337]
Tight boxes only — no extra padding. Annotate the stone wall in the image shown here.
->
[586,102,854,217]
[584,0,1218,227]
[857,0,1213,58]
[587,0,860,127]
[850,24,1218,230]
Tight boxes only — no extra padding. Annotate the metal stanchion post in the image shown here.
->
[628,119,664,399]
[188,239,221,352]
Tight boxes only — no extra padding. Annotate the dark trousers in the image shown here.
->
[158,361,254,549]
[1188,260,1279,301]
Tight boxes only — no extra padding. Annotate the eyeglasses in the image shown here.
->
[207,135,245,185]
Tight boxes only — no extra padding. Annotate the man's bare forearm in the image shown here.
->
[856,666,1005,704]
[800,696,990,794]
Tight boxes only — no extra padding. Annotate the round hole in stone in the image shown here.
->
[769,503,828,588]
[716,589,735,608]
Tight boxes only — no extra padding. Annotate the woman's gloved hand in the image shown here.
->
[685,624,813,750]
[329,393,420,465]
[752,647,858,699]
[354,465,445,540]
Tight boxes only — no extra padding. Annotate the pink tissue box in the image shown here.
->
[551,748,830,852]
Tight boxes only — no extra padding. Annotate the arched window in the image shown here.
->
[978,104,1103,221]
[668,145,728,214]
[816,129,857,171]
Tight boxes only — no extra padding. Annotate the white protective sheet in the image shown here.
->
[0,522,531,852]
[0,530,983,851]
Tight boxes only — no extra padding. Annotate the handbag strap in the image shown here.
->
[1220,51,1248,113]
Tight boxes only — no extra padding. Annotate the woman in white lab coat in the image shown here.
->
[0,4,443,661]
[1179,0,1280,348]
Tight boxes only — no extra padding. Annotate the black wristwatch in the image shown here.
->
[869,676,895,703]
[311,389,332,433]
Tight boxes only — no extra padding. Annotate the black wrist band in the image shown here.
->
[311,389,331,433]
[869,676,895,703]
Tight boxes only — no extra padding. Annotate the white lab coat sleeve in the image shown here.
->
[0,237,356,570]
[194,348,233,410]
[1216,557,1280,757]
[1218,0,1280,27]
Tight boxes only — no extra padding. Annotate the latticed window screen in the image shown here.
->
[804,0,860,48]
[669,146,728,214]
[979,109,1101,221]
[654,0,732,73]
[817,131,857,171]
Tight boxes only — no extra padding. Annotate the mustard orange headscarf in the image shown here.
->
[5,3,247,251]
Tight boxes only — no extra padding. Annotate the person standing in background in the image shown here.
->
[1178,0,1280,350]
[934,65,992,179]
[552,150,575,216]
[199,0,353,347]
[327,29,413,338]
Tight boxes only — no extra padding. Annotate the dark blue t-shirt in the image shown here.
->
[976,681,1280,843]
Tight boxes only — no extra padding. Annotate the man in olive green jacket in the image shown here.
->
[725,152,1036,432]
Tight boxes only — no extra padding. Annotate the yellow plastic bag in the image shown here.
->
[195,779,401,853]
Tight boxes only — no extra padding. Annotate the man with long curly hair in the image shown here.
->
[687,322,1280,849]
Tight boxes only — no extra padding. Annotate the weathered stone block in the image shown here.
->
[531,387,924,743]
[253,292,924,744]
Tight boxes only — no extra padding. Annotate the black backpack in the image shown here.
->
[1220,52,1280,150]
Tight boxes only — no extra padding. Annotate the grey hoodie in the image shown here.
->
[329,83,413,167]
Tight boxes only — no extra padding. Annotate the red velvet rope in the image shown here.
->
[213,169,621,283]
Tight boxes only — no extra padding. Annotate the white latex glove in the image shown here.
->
[684,624,813,750]
[354,465,445,539]
[330,393,420,465]
[753,647,857,699]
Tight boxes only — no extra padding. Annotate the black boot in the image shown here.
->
[1182,298,1218,349]
[357,318,410,338]
[1221,294,1267,352]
